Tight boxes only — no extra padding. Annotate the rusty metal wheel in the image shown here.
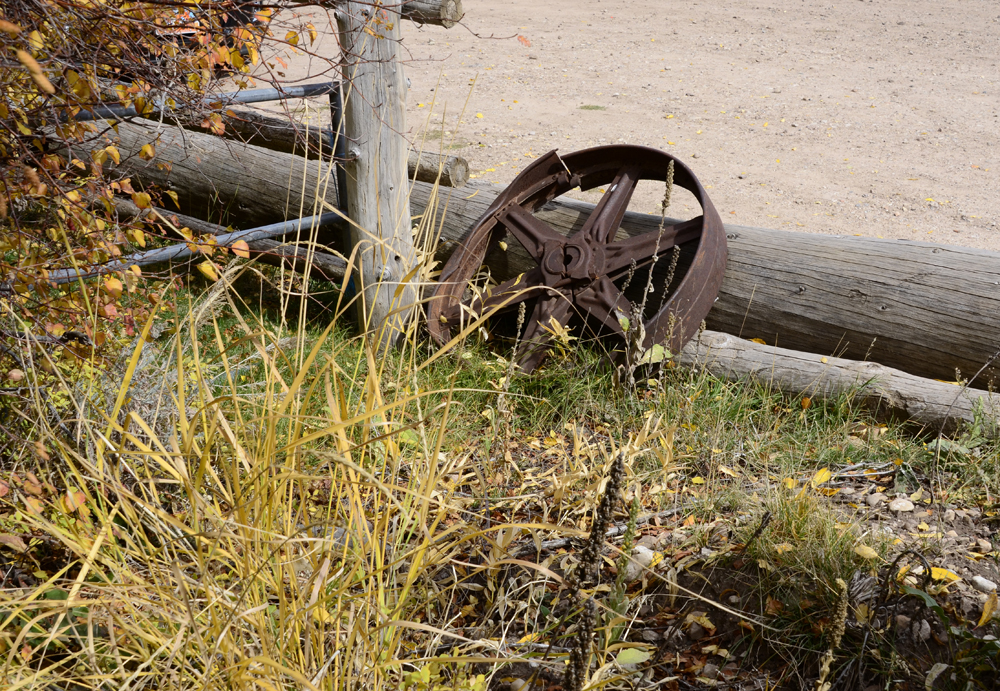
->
[427,145,727,372]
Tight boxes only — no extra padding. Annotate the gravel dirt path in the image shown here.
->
[260,0,1000,249]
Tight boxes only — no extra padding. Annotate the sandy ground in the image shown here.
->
[257,0,1000,250]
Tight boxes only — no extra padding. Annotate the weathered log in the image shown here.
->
[679,330,999,434]
[336,1,417,348]
[208,109,468,187]
[62,120,1000,387]
[401,0,464,28]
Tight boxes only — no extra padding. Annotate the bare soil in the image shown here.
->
[262,0,1000,250]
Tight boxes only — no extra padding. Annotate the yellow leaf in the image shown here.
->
[476,113,484,118]
[306,22,318,44]
[930,567,961,583]
[27,30,43,53]
[164,189,179,208]
[854,544,879,560]
[230,239,250,259]
[801,396,812,409]
[750,337,766,344]
[285,30,299,46]
[103,277,123,298]
[977,590,997,628]
[774,542,794,554]
[140,143,156,161]
[128,227,146,248]
[717,465,738,477]
[690,476,705,485]
[810,467,832,487]
[782,477,797,490]
[104,146,120,165]
[16,49,54,95]
[196,261,218,282]
[129,265,142,277]
[131,191,151,209]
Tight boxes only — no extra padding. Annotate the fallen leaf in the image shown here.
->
[854,544,879,560]
[62,489,87,513]
[23,495,45,516]
[977,590,997,628]
[616,647,651,665]
[930,567,960,583]
[517,35,531,47]
[810,467,832,487]
[0,534,27,552]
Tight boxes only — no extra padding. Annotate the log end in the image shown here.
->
[402,0,464,28]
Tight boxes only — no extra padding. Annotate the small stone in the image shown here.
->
[701,663,720,680]
[841,487,856,496]
[688,622,707,641]
[867,493,887,508]
[895,614,911,630]
[975,538,993,553]
[889,497,915,512]
[946,530,959,538]
[914,619,932,643]
[912,510,930,520]
[642,629,662,641]
[943,509,956,522]
[509,679,528,691]
[636,534,658,549]
[972,576,998,593]
[623,545,656,581]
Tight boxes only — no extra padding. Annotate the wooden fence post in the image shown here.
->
[335,1,416,350]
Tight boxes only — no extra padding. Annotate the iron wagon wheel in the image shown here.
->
[427,145,727,373]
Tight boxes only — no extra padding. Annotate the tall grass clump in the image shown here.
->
[0,255,528,690]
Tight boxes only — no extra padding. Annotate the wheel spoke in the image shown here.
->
[579,165,641,245]
[442,268,544,327]
[575,276,633,339]
[515,292,574,372]
[604,217,702,274]
[498,204,564,260]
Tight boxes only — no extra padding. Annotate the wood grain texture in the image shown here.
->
[679,330,999,434]
[65,122,1000,386]
[335,1,418,348]
[206,109,468,187]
